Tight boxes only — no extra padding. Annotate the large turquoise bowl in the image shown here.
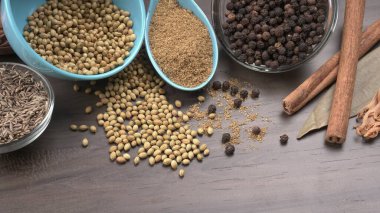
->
[1,0,146,80]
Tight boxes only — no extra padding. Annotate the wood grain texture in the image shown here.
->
[0,1,380,212]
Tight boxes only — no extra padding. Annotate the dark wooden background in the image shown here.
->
[1,1,380,212]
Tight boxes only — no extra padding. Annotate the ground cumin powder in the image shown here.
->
[149,0,213,88]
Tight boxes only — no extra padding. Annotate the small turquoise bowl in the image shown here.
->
[145,0,219,91]
[1,0,146,80]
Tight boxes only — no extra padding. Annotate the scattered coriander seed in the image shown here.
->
[163,158,172,166]
[175,100,182,108]
[171,160,178,170]
[252,126,261,135]
[233,98,242,108]
[251,88,260,99]
[208,104,217,114]
[204,149,210,156]
[225,144,235,156]
[73,84,80,92]
[82,138,89,148]
[85,106,93,114]
[212,81,222,90]
[206,127,214,136]
[149,157,155,166]
[79,125,88,131]
[182,159,190,165]
[134,157,140,166]
[89,125,97,134]
[70,124,78,131]
[197,128,204,136]
[222,133,231,143]
[179,169,185,178]
[110,152,117,161]
[208,113,216,120]
[197,96,206,103]
[240,90,248,99]
[85,88,92,94]
[230,86,239,96]
[116,156,127,164]
[196,153,203,161]
[222,81,230,91]
[123,153,131,160]
[280,134,289,145]
[90,81,96,86]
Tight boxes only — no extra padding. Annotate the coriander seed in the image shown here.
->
[70,124,78,131]
[197,96,205,102]
[179,169,185,178]
[85,106,93,114]
[82,138,89,148]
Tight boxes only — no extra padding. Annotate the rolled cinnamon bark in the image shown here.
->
[325,0,366,144]
[283,19,380,115]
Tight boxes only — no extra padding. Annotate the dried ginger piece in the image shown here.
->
[356,89,380,139]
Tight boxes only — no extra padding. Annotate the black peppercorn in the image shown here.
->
[222,133,231,144]
[252,126,261,135]
[230,86,239,96]
[212,81,222,90]
[233,98,243,108]
[280,134,289,145]
[240,90,248,99]
[251,88,260,98]
[222,81,231,92]
[225,144,235,156]
[208,104,217,114]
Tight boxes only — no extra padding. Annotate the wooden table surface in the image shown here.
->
[1,1,380,212]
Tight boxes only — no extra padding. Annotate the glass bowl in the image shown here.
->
[0,63,54,154]
[212,0,338,73]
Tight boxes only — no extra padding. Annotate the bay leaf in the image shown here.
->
[298,46,380,139]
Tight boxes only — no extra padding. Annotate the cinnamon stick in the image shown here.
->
[283,19,380,115]
[325,0,366,144]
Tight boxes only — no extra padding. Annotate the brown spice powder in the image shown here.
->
[149,0,213,88]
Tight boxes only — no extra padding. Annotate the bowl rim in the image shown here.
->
[0,62,55,154]
[1,0,146,80]
[211,0,339,73]
[145,0,219,91]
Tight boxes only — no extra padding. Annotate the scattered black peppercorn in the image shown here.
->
[208,104,217,114]
[233,98,242,109]
[280,134,289,145]
[230,86,239,96]
[225,144,235,156]
[240,90,248,99]
[222,133,231,143]
[251,88,260,98]
[212,81,222,90]
[222,81,231,91]
[252,126,261,135]
[223,0,327,68]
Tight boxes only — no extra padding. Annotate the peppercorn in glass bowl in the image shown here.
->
[212,0,338,73]
[0,63,54,154]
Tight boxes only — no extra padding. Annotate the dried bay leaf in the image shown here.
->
[298,47,380,139]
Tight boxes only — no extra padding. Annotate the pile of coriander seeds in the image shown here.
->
[73,54,210,178]
[23,0,135,75]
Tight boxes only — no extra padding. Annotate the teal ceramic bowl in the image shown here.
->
[145,0,219,91]
[1,0,146,80]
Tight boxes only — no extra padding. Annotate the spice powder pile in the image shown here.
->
[0,66,48,144]
[149,0,213,88]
